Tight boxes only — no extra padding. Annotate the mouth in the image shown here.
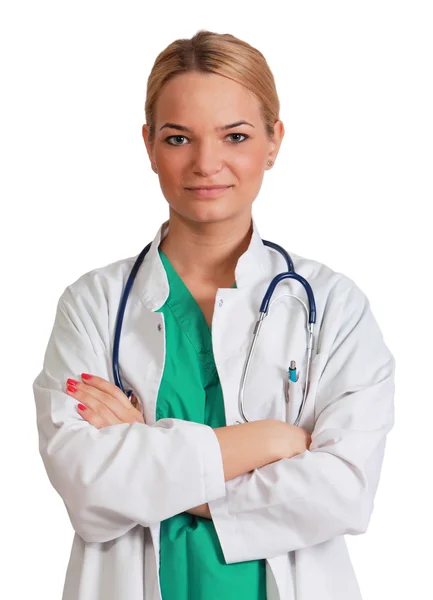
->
[186,185,232,190]
[185,185,233,197]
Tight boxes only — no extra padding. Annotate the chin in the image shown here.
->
[166,188,253,223]
[169,202,240,225]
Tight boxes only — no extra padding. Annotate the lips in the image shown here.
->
[186,185,231,190]
[185,186,233,197]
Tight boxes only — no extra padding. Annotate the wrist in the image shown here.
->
[266,420,290,462]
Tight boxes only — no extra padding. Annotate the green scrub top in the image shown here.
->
[155,247,267,600]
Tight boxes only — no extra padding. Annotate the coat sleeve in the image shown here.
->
[208,278,395,564]
[33,286,226,544]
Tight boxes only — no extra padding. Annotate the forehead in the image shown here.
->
[155,72,262,126]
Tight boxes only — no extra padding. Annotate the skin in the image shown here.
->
[66,72,287,520]
[142,71,285,282]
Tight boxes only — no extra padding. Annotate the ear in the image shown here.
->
[142,124,154,166]
[267,120,285,165]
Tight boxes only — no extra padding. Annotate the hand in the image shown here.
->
[186,503,212,520]
[65,373,145,428]
[274,421,312,460]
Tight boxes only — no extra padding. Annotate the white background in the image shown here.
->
[1,1,432,598]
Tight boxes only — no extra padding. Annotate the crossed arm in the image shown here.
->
[64,372,311,521]
[35,280,394,556]
[186,420,310,519]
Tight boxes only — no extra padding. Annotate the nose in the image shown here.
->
[191,139,225,177]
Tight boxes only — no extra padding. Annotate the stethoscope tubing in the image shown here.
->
[237,240,316,426]
[112,238,317,426]
[112,242,151,398]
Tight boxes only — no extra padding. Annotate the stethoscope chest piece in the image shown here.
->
[126,389,142,412]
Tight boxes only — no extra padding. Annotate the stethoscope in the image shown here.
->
[113,239,316,427]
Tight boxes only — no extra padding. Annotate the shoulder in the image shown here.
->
[266,243,366,309]
[58,254,138,309]
[50,255,141,354]
[287,250,394,361]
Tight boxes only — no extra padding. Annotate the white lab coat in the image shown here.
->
[33,217,395,600]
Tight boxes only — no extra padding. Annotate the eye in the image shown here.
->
[227,133,249,143]
[164,133,250,146]
[164,135,189,146]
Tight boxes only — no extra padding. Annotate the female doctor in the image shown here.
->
[33,30,395,600]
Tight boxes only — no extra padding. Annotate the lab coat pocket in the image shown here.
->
[284,352,330,430]
[285,376,304,425]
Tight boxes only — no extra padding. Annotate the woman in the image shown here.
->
[33,30,395,600]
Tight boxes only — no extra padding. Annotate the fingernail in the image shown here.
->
[77,403,87,410]
[67,384,77,393]
[67,378,79,386]
[81,373,92,380]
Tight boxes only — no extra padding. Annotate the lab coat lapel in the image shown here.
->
[209,218,305,426]
[128,216,268,310]
[114,216,269,427]
[113,299,164,427]
[117,216,318,428]
[211,221,326,429]
[111,220,168,427]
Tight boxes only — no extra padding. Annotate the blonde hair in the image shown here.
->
[144,29,280,143]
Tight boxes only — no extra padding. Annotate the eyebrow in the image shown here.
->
[159,120,255,133]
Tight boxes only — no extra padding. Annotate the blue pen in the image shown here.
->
[288,360,297,382]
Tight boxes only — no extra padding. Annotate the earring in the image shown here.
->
[267,159,273,167]
[153,164,158,172]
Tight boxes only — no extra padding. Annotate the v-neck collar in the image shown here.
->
[129,217,266,311]
[157,248,236,349]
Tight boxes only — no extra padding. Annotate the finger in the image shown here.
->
[79,376,137,420]
[66,383,122,426]
[76,402,121,429]
[80,373,136,412]
[66,377,144,424]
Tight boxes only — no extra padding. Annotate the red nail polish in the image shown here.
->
[78,403,87,410]
[67,378,79,386]
[67,384,77,393]
[81,373,92,380]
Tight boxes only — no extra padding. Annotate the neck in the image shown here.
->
[158,210,253,282]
